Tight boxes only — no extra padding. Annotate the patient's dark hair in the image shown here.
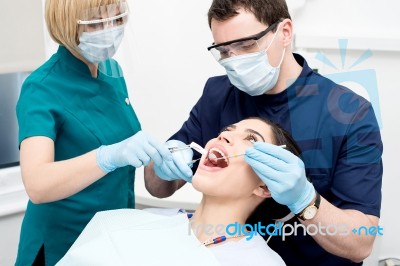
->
[250,117,302,157]
[244,117,302,230]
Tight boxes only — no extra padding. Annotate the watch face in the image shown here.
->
[303,206,317,220]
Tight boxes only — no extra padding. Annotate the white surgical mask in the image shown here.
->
[78,25,125,64]
[220,25,285,96]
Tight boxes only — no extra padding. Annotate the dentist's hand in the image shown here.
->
[96,131,172,173]
[245,142,315,214]
[154,140,193,183]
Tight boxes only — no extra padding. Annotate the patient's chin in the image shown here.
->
[191,173,203,191]
[191,172,219,194]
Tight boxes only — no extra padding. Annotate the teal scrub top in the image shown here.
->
[15,46,141,266]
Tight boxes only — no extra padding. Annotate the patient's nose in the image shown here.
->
[218,133,231,144]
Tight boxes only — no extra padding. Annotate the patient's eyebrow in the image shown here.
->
[220,124,236,132]
[245,128,265,142]
[220,125,265,142]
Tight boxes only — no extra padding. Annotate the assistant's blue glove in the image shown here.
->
[96,131,172,173]
[245,142,315,214]
[154,140,194,183]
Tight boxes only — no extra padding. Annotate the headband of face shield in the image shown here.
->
[77,2,129,64]
[77,2,129,32]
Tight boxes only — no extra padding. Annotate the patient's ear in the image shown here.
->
[253,185,271,199]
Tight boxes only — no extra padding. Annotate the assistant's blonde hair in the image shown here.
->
[45,0,124,53]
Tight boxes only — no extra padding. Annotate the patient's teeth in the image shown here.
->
[208,147,228,167]
[208,153,217,160]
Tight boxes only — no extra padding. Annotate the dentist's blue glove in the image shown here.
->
[245,142,315,214]
[96,131,172,173]
[154,140,194,183]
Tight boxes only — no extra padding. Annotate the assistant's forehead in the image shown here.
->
[234,119,274,143]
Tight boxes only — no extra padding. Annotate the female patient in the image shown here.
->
[189,117,300,265]
[59,117,301,265]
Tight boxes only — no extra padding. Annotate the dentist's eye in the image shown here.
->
[244,133,257,143]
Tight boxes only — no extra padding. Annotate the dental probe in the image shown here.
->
[190,144,287,164]
[189,152,247,164]
[179,144,287,164]
[210,144,287,161]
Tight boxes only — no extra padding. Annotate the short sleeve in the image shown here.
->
[332,101,383,216]
[169,101,202,141]
[16,82,63,144]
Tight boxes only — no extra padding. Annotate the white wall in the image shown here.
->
[116,0,221,142]
[115,0,400,263]
[0,0,46,73]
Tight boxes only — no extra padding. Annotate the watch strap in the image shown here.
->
[296,191,320,220]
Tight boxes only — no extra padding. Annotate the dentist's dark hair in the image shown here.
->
[207,0,291,30]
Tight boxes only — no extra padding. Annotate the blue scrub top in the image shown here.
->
[170,54,383,266]
[16,46,141,265]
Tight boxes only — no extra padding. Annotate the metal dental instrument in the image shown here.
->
[189,153,243,164]
[211,153,245,161]
[175,144,286,165]
[169,142,212,156]
[168,145,191,153]
[205,144,287,162]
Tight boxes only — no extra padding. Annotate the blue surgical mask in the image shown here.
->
[78,25,125,64]
[219,26,285,96]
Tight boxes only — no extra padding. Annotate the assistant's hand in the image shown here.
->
[245,142,315,214]
[96,131,172,173]
[154,140,193,183]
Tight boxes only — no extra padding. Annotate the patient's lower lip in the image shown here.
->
[198,162,224,172]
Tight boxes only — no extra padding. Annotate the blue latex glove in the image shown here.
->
[245,142,315,214]
[154,140,194,183]
[96,131,172,173]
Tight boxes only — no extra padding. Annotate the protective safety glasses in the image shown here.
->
[207,20,281,61]
[77,2,129,32]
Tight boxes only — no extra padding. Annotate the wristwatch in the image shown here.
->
[296,192,321,220]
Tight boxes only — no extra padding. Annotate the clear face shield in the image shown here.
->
[77,2,129,76]
[77,2,129,33]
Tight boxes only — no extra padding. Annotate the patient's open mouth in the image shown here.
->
[204,147,228,168]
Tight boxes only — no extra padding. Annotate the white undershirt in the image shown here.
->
[209,234,285,266]
[144,208,286,266]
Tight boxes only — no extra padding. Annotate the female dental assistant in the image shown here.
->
[15,0,177,265]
